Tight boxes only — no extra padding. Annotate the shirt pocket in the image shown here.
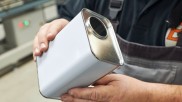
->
[114,58,177,84]
[127,25,149,44]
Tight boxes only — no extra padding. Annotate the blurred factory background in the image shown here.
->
[0,0,63,102]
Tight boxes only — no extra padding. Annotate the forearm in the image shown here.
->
[145,82,182,102]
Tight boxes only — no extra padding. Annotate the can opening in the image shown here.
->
[89,17,107,39]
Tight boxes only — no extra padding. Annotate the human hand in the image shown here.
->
[33,18,69,61]
[61,74,150,102]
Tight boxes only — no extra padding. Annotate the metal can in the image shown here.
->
[36,8,123,99]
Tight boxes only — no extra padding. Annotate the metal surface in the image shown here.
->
[0,41,33,71]
[83,9,123,65]
[36,8,123,99]
[0,0,24,11]
[0,0,50,18]
[0,0,34,12]
[43,1,58,21]
[0,23,5,41]
[3,9,45,48]
[0,0,57,76]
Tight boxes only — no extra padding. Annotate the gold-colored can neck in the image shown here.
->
[81,8,123,65]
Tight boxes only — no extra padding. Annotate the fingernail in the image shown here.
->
[35,48,40,53]
[40,43,46,49]
[47,33,53,40]
[33,56,36,62]
[68,90,73,95]
[47,33,53,37]
[48,33,52,36]
[61,95,68,101]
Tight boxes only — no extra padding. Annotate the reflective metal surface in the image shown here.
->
[0,0,33,11]
[82,8,123,65]
[36,8,123,99]
[0,0,23,11]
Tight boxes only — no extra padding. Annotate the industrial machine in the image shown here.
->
[43,1,59,21]
[0,0,24,12]
[0,23,5,42]
[3,9,45,48]
[0,0,59,76]
[0,23,6,55]
[0,0,35,12]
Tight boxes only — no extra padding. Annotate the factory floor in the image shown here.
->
[0,60,60,102]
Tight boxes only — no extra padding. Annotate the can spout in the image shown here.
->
[82,8,123,65]
[89,17,107,39]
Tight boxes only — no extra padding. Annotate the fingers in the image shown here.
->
[66,75,122,101]
[68,86,111,102]
[33,36,41,61]
[61,94,96,102]
[95,74,121,85]
[46,19,68,41]
[33,18,69,61]
[37,19,69,52]
[67,74,121,101]
[37,23,50,52]
[33,23,50,61]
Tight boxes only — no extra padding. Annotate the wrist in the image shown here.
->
[145,82,182,102]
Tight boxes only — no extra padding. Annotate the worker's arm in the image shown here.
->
[61,74,182,102]
[147,81,182,102]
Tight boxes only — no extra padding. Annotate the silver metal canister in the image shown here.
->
[36,8,123,99]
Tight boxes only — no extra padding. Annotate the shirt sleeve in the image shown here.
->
[58,0,93,21]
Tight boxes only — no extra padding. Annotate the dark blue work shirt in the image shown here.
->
[58,0,181,46]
